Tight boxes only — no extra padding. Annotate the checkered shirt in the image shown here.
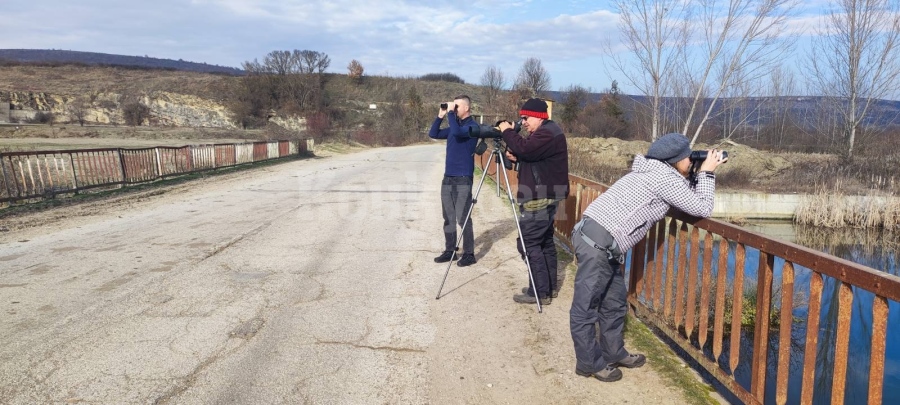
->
[582,155,716,252]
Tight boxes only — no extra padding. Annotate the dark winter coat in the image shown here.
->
[501,120,570,203]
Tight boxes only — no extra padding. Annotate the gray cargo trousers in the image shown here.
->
[569,216,631,373]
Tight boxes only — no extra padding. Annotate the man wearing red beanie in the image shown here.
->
[497,98,569,305]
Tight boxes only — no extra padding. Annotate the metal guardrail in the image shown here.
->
[0,139,309,206]
[475,150,900,404]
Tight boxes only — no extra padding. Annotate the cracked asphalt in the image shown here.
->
[0,144,690,404]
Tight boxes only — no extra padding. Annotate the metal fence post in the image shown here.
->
[68,152,79,193]
[155,147,162,179]
[0,153,13,201]
[117,149,127,187]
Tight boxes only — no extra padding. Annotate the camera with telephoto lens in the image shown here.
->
[689,150,728,162]
[468,120,521,139]
[470,120,521,171]
[687,150,728,187]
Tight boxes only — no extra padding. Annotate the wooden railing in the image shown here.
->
[558,175,900,405]
[0,139,310,206]
[476,149,900,404]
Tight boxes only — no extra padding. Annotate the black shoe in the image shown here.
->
[457,254,477,267]
[434,251,457,263]
[521,287,559,298]
[512,293,550,305]
[576,366,623,382]
[613,353,646,368]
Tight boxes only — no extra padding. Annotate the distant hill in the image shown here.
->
[544,90,900,128]
[0,49,244,75]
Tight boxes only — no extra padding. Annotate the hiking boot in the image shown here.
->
[434,250,457,263]
[576,366,623,382]
[613,353,646,369]
[512,293,551,305]
[457,254,477,267]
[521,287,559,298]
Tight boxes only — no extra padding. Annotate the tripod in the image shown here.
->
[435,138,544,313]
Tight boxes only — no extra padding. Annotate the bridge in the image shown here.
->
[0,142,898,403]
[477,151,900,405]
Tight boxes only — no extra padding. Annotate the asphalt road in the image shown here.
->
[0,144,690,404]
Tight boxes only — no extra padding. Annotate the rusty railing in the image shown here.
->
[558,174,900,405]
[476,150,900,404]
[0,139,309,206]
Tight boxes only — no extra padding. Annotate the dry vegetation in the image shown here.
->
[5,63,900,228]
[0,64,232,100]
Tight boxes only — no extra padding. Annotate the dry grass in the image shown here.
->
[795,181,900,229]
[0,124,273,152]
[566,136,900,196]
[0,65,233,99]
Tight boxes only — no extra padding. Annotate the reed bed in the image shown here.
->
[795,181,900,229]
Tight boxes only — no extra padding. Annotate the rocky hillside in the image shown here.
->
[1,90,235,127]
[0,63,481,131]
[0,64,246,128]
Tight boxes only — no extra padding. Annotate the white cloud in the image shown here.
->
[0,1,836,93]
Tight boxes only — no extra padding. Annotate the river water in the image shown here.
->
[689,221,900,404]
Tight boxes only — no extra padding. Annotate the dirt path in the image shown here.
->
[0,145,697,404]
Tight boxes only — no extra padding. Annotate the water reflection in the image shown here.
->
[720,222,900,404]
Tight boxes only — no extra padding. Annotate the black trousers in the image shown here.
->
[569,216,629,373]
[440,175,474,254]
[519,202,559,298]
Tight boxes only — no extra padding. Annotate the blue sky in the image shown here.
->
[0,0,824,94]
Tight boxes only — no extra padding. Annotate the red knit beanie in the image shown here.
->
[519,98,549,119]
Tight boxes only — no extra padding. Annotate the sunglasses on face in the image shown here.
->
[520,116,529,121]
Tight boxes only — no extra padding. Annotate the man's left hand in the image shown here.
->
[497,120,514,132]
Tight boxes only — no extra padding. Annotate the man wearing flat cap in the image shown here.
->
[497,98,569,306]
[569,132,727,382]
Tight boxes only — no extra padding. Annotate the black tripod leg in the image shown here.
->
[435,151,494,299]
[496,153,543,313]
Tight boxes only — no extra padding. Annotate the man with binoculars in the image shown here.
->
[429,95,479,267]
[496,98,570,305]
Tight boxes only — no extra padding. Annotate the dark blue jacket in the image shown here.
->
[428,112,478,176]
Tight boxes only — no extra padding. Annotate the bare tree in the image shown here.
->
[611,0,797,143]
[766,64,799,147]
[715,63,766,143]
[681,0,798,145]
[480,65,506,111]
[514,57,551,98]
[567,81,630,139]
[298,50,330,74]
[609,0,690,141]
[559,84,591,132]
[808,0,900,157]
[67,97,89,126]
[238,49,332,117]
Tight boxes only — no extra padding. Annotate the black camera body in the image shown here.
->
[471,121,521,172]
[687,150,728,187]
[468,121,522,139]
[689,150,729,162]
